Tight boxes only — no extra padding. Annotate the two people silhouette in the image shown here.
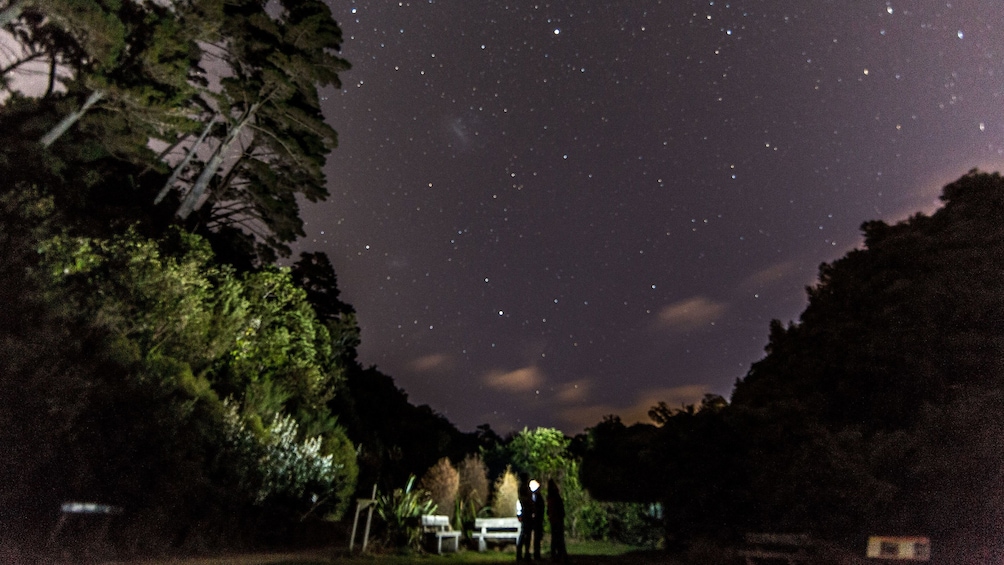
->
[516,473,567,562]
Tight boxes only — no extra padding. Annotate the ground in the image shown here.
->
[100,541,681,565]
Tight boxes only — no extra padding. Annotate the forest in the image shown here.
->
[1,2,1003,564]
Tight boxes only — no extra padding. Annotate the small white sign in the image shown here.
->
[866,536,930,561]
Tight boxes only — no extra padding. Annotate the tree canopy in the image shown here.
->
[1,0,350,263]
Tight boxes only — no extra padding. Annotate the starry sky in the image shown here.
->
[300,0,1004,434]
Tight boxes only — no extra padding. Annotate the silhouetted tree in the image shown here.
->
[583,171,1004,558]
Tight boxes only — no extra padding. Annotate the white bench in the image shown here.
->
[472,517,522,552]
[420,514,461,554]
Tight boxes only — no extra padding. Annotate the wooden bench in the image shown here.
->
[420,514,461,554]
[472,517,521,552]
[740,533,813,564]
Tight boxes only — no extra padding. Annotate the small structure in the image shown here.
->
[472,517,522,552]
[866,536,930,561]
[46,501,124,560]
[740,532,813,564]
[420,514,461,554]
[349,485,378,553]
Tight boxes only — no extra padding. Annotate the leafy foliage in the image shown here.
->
[499,427,598,537]
[169,0,350,259]
[2,0,350,263]
[376,475,436,550]
[505,427,575,483]
[218,399,357,519]
[15,226,358,546]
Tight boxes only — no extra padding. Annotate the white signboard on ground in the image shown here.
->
[866,536,930,561]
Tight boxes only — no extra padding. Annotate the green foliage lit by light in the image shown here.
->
[37,227,359,519]
[377,475,437,550]
[221,399,350,510]
[506,427,573,483]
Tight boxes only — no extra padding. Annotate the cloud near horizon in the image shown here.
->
[484,365,545,393]
[559,384,710,431]
[556,379,591,403]
[655,296,727,331]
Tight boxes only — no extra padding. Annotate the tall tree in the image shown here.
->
[1,0,204,154]
[167,0,349,259]
[2,0,350,262]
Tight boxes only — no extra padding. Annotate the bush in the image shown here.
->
[576,499,609,540]
[606,502,663,547]
[220,399,347,513]
[376,475,436,550]
[491,466,519,517]
[457,454,490,526]
[419,457,459,521]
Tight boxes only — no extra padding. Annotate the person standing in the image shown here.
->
[547,479,567,562]
[517,473,534,561]
[530,479,545,560]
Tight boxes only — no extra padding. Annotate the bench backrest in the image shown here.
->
[421,515,452,531]
[475,517,521,531]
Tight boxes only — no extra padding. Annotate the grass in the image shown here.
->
[109,540,676,565]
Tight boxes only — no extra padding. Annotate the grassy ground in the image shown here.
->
[106,540,678,565]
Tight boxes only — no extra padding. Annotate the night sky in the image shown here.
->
[301,1,1004,434]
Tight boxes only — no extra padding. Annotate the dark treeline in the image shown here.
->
[581,170,1004,563]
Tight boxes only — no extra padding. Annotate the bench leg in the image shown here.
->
[479,536,486,552]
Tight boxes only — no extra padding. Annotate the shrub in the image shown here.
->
[576,499,609,540]
[606,502,663,547]
[419,457,459,521]
[220,400,345,511]
[376,475,436,550]
[457,454,490,526]
[491,466,519,517]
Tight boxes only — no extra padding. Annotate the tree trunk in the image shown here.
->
[155,114,219,205]
[39,89,104,148]
[177,106,259,219]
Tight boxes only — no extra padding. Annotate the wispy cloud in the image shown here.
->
[655,296,727,331]
[740,261,798,290]
[484,366,545,393]
[408,353,451,372]
[556,379,591,403]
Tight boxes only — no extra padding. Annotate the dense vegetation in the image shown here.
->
[0,0,482,558]
[582,170,1004,563]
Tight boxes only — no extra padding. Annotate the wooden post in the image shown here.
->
[349,485,377,552]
